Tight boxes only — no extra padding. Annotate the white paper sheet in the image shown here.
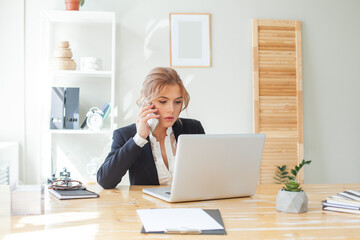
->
[137,208,224,232]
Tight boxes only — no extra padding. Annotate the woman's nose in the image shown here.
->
[167,103,174,113]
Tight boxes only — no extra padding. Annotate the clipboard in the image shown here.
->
[140,209,226,235]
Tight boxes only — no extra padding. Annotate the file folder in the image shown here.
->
[140,209,226,235]
[50,87,65,129]
[64,87,79,129]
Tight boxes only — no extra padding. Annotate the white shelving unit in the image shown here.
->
[40,11,117,184]
[52,70,112,78]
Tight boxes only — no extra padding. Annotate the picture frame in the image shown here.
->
[169,13,211,68]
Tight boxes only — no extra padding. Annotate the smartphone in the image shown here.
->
[147,113,159,132]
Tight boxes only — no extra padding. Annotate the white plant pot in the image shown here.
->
[276,189,308,213]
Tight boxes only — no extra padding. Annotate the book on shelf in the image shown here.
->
[49,188,99,200]
[101,103,111,120]
[322,190,360,214]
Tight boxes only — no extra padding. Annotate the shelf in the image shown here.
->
[52,70,112,78]
[40,10,116,183]
[47,129,113,135]
[42,11,115,24]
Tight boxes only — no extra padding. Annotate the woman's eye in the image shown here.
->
[159,101,167,104]
[175,101,183,104]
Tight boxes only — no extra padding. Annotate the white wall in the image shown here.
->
[12,0,360,184]
[0,0,25,183]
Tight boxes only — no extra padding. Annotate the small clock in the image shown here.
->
[86,107,103,130]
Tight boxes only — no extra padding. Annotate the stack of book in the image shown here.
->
[11,185,44,215]
[322,190,360,214]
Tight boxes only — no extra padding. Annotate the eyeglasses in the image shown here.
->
[48,180,83,190]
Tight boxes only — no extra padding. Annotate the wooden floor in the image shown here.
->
[1,184,360,239]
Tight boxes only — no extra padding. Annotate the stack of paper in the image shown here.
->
[322,190,360,214]
[11,185,44,215]
[137,208,224,234]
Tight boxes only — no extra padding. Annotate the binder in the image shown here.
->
[50,87,65,129]
[140,209,226,235]
[64,87,80,129]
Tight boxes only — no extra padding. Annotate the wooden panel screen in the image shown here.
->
[252,19,303,184]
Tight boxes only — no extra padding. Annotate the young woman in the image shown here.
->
[97,67,205,188]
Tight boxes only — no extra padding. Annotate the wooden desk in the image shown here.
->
[1,184,360,239]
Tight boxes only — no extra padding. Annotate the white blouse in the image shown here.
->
[133,127,177,185]
[149,127,177,185]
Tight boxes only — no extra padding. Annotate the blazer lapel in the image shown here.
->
[142,136,159,184]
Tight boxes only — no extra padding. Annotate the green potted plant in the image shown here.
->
[65,0,85,11]
[274,165,288,184]
[276,159,311,213]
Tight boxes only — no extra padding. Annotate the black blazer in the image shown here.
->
[97,118,205,189]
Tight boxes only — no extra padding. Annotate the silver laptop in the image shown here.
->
[143,134,265,202]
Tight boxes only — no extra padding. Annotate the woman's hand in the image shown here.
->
[135,104,159,139]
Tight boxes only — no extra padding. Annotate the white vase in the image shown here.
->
[276,189,308,213]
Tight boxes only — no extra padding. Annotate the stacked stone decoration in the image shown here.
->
[52,41,76,70]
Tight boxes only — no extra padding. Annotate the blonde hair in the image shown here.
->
[137,67,190,111]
